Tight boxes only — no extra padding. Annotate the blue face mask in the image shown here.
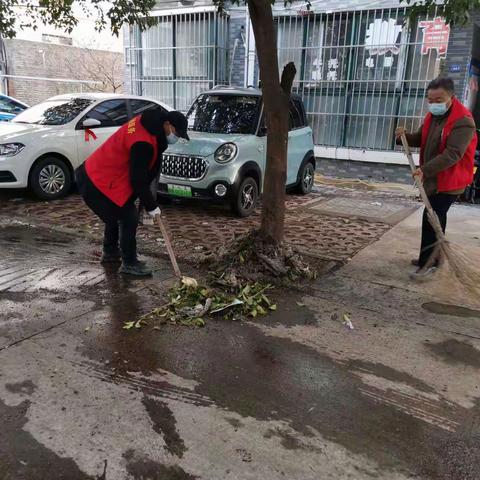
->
[428,102,449,116]
[166,133,178,145]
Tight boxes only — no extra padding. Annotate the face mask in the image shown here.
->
[428,102,449,116]
[166,133,178,144]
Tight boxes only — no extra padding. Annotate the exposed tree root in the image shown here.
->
[209,229,316,286]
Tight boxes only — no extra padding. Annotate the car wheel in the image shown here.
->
[232,177,259,217]
[30,157,72,200]
[296,161,315,195]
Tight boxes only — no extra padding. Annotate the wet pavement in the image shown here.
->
[1,186,480,479]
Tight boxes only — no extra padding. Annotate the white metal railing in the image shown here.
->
[126,9,229,112]
[267,7,447,151]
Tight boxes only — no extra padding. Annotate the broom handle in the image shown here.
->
[400,134,446,241]
[400,134,434,209]
[156,215,182,278]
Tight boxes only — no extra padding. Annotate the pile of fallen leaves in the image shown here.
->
[123,230,317,332]
[210,230,316,285]
[123,277,276,330]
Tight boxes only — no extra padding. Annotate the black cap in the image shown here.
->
[167,110,189,141]
[140,107,167,136]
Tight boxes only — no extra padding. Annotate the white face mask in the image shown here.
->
[428,102,449,116]
[167,133,178,144]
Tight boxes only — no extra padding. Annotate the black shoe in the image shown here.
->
[101,251,122,264]
[119,260,152,277]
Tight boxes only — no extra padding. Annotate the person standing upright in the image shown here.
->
[396,77,477,280]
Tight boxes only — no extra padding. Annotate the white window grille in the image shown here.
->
[126,9,229,112]
[273,7,446,152]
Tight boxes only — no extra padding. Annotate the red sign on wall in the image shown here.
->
[419,17,450,57]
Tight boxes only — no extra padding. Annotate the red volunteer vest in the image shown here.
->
[421,97,477,192]
[85,116,158,207]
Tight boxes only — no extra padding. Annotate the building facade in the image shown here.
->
[125,1,478,170]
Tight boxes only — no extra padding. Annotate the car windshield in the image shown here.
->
[187,94,260,134]
[13,98,94,125]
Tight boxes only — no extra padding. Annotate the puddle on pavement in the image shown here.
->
[425,339,480,368]
[422,302,480,318]
[347,359,435,393]
[123,450,197,480]
[0,398,96,479]
[142,396,186,458]
[0,225,75,246]
[5,380,37,395]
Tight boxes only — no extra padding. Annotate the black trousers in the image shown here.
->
[418,193,457,268]
[75,165,138,264]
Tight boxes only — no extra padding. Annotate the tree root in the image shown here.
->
[209,229,316,285]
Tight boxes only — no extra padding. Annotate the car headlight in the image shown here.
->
[0,143,25,156]
[214,143,237,164]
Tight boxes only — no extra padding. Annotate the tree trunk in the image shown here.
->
[247,0,296,244]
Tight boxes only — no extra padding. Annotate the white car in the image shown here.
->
[0,93,171,200]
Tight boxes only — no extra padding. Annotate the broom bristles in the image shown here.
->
[440,241,480,297]
[422,204,480,297]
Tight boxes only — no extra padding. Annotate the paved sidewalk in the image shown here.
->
[0,182,417,264]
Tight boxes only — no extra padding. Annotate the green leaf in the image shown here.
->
[257,305,266,315]
[193,318,205,327]
[269,304,277,311]
[123,321,135,330]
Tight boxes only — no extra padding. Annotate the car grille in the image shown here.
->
[161,154,208,181]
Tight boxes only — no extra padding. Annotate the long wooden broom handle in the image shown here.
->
[400,134,436,215]
[156,215,182,278]
[400,133,447,251]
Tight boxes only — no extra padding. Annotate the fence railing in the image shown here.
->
[126,7,229,112]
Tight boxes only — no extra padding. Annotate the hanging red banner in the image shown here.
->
[419,17,450,58]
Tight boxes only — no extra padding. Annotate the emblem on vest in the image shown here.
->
[127,118,136,135]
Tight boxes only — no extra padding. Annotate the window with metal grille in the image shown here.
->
[127,10,229,113]
[274,7,446,152]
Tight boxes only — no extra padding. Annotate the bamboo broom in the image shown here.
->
[400,134,480,295]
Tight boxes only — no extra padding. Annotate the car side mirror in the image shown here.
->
[82,118,102,128]
[258,126,267,136]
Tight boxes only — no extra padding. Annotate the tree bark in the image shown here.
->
[247,0,295,244]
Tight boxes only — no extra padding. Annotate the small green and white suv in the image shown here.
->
[158,87,315,217]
